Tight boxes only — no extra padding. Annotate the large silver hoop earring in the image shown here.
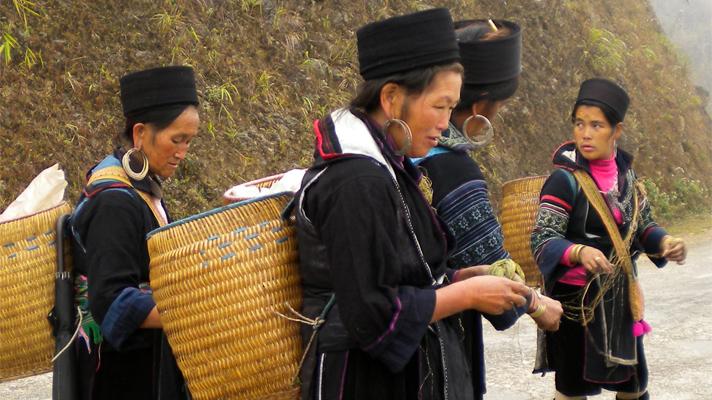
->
[461,114,494,147]
[122,148,149,180]
[383,118,412,156]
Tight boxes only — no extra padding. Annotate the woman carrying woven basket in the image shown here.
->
[531,78,687,400]
[294,8,533,400]
[411,19,563,398]
[69,66,199,400]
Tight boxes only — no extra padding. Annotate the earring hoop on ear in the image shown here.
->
[122,148,149,180]
[383,118,413,156]
[461,114,494,147]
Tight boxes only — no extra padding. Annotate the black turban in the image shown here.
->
[357,8,460,80]
[455,19,522,85]
[576,78,630,121]
[120,66,198,117]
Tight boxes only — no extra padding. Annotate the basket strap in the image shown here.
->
[572,169,642,320]
[87,166,133,187]
[86,166,167,227]
[571,170,639,270]
[287,167,328,224]
[556,168,580,204]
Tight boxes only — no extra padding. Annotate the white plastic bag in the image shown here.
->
[223,169,306,202]
[0,163,67,223]
[269,169,306,194]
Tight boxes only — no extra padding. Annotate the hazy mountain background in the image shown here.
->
[650,0,712,114]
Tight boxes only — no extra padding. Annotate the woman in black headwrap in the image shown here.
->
[531,78,686,400]
[70,66,199,400]
[413,19,563,399]
[294,8,531,400]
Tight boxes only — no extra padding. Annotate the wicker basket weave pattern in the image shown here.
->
[500,176,547,288]
[0,202,71,382]
[148,193,301,400]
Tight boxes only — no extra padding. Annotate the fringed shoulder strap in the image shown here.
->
[86,166,167,228]
[572,169,642,320]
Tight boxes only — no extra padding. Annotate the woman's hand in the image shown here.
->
[579,246,613,274]
[661,236,687,265]
[528,293,563,332]
[432,276,530,322]
[465,276,530,315]
[453,265,489,282]
[140,306,163,329]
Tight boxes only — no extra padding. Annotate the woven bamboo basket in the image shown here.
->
[148,188,302,400]
[500,176,547,287]
[0,202,72,382]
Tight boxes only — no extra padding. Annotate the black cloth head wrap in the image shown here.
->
[120,66,198,118]
[575,78,630,121]
[455,19,522,85]
[357,8,460,80]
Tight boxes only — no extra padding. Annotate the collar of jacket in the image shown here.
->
[436,121,477,152]
[551,141,633,176]
[313,108,419,180]
[84,149,164,199]
[308,108,455,261]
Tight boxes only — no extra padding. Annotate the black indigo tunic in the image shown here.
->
[71,151,188,400]
[296,109,474,400]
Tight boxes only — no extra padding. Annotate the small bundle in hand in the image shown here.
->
[488,259,525,283]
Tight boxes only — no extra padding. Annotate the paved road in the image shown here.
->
[483,231,712,399]
[2,231,711,399]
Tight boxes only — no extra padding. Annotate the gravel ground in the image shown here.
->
[3,231,711,399]
[0,373,51,400]
[483,230,712,399]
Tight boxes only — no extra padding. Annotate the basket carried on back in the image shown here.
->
[148,186,301,400]
[500,176,546,288]
[0,202,72,382]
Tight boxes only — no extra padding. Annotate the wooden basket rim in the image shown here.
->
[501,175,548,188]
[0,201,70,226]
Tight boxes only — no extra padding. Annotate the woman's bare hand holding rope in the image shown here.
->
[579,246,613,274]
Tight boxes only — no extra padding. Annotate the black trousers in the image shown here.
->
[76,334,189,400]
[76,341,154,400]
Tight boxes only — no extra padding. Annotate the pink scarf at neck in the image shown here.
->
[589,151,622,224]
[589,151,617,192]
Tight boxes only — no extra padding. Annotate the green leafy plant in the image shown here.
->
[641,178,673,220]
[240,0,262,13]
[673,177,709,213]
[188,26,200,43]
[206,82,240,124]
[0,31,19,64]
[585,28,627,72]
[206,82,240,105]
[152,7,184,34]
[22,46,42,69]
[12,0,40,31]
[256,71,273,93]
[639,45,657,62]
[641,177,711,223]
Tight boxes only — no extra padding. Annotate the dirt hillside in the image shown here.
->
[1,0,710,221]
